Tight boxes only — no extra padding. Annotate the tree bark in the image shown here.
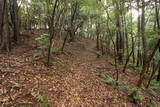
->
[96,23,100,50]
[157,61,160,81]
[47,0,59,66]
[154,0,160,81]
[137,40,160,87]
[0,0,10,52]
[9,0,20,44]
[69,2,78,42]
[141,0,147,66]
[136,0,141,67]
[115,2,123,62]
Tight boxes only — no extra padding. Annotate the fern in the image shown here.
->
[31,90,47,103]
[35,34,49,51]
[147,80,160,98]
[128,88,143,104]
[96,51,102,56]
[42,104,49,107]
[117,85,131,94]
[146,100,158,107]
[100,74,116,85]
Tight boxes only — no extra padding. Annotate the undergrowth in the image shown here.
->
[96,51,102,58]
[118,85,143,104]
[146,80,160,98]
[31,90,48,107]
[99,74,117,85]
[146,100,158,107]
[128,88,143,104]
[35,34,49,51]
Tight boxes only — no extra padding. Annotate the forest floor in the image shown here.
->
[0,32,160,107]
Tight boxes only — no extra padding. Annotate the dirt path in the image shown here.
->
[1,35,159,106]
[74,39,97,67]
[0,38,133,107]
[50,40,132,107]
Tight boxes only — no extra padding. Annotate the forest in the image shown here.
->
[0,0,160,106]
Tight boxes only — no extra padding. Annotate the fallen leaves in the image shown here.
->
[0,38,159,106]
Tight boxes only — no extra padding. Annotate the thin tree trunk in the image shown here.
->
[69,2,78,42]
[96,23,100,50]
[157,62,160,81]
[136,0,141,67]
[154,0,160,81]
[122,50,133,73]
[61,32,69,52]
[130,8,135,64]
[47,0,59,66]
[137,40,160,87]
[124,16,129,57]
[147,61,159,87]
[115,1,123,62]
[141,0,147,66]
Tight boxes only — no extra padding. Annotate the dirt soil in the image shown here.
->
[0,33,159,107]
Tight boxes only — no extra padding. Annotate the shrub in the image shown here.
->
[35,34,49,51]
[117,85,131,94]
[31,90,47,103]
[128,88,143,104]
[146,100,158,107]
[96,51,102,57]
[100,74,116,85]
[147,80,160,98]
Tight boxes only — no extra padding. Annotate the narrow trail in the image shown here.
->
[0,37,133,107]
[74,39,97,67]
[52,40,131,106]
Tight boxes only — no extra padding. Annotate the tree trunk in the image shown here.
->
[96,23,100,50]
[124,16,129,57]
[137,40,160,87]
[136,0,141,67]
[61,32,69,52]
[116,17,123,62]
[157,61,160,81]
[147,61,158,88]
[47,0,59,66]
[9,0,20,44]
[130,7,135,65]
[154,0,160,81]
[122,50,133,73]
[141,0,147,66]
[69,2,78,42]
[0,0,10,52]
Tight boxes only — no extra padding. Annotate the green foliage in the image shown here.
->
[128,88,143,104]
[96,51,102,56]
[146,100,158,107]
[42,104,49,107]
[108,60,115,66]
[52,48,62,55]
[147,80,160,98]
[20,31,30,37]
[117,85,131,94]
[149,34,160,39]
[89,69,97,73]
[57,61,66,67]
[100,74,116,85]
[13,84,25,90]
[31,90,47,103]
[35,34,49,51]
[118,85,144,104]
[87,28,96,36]
[151,52,160,65]
[148,29,160,40]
